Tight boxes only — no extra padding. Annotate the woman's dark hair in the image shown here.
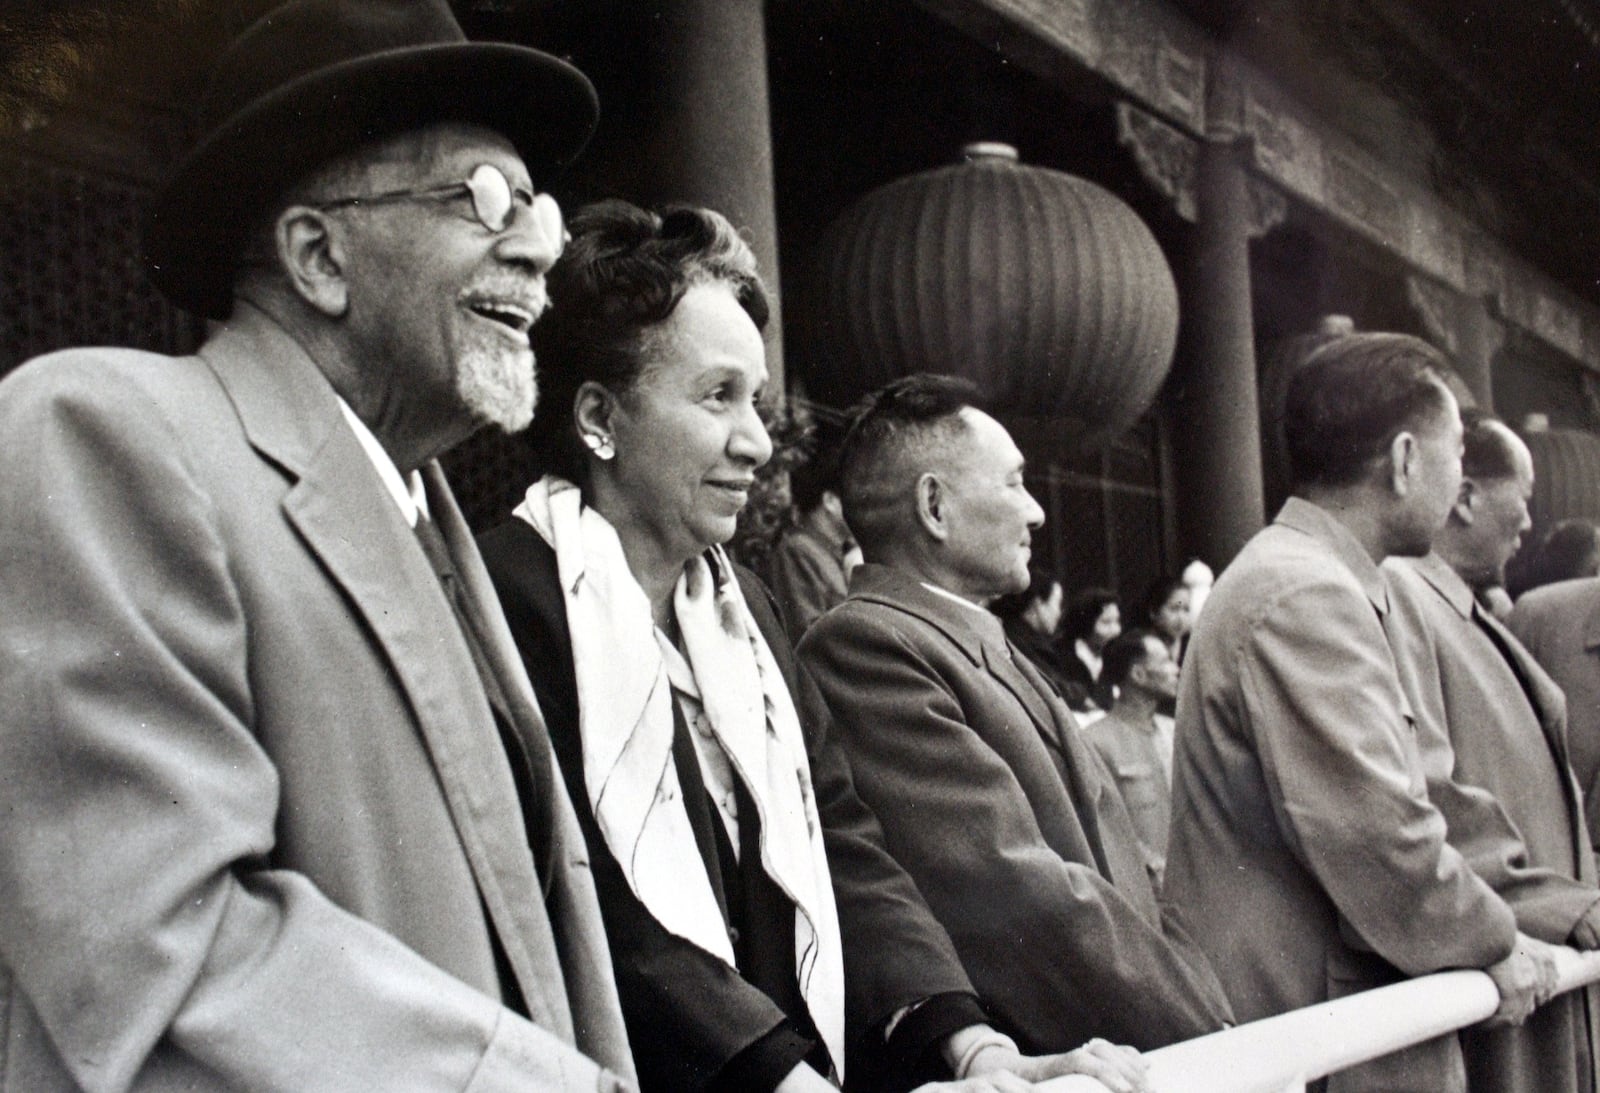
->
[529,199,770,481]
[1063,587,1119,643]
[991,566,1061,622]
[1142,576,1187,634]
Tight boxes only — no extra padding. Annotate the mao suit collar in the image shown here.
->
[1276,496,1390,617]
[1403,552,1575,774]
[197,307,573,1035]
[1408,551,1477,618]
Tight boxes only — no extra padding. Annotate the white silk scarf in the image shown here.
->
[513,477,844,1076]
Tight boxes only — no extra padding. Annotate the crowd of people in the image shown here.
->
[3,3,1600,1093]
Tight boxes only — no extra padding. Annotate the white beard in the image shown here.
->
[455,338,537,433]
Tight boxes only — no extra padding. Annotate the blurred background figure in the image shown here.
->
[1512,576,1600,859]
[991,567,1073,699]
[1180,560,1214,626]
[1061,587,1121,713]
[1514,518,1600,598]
[1142,576,1192,664]
[769,425,855,643]
[1084,629,1180,891]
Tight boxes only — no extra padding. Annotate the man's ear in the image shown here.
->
[914,472,949,540]
[1451,478,1479,526]
[276,206,349,317]
[1388,431,1418,496]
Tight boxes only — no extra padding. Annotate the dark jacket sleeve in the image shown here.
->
[479,522,804,1092]
[735,567,988,1087]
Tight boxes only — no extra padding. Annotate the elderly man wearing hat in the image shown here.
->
[0,2,637,1090]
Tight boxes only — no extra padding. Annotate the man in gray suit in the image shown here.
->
[1165,333,1553,1093]
[1512,575,1600,857]
[0,2,635,1089]
[1383,410,1600,1093]
[797,374,1234,1058]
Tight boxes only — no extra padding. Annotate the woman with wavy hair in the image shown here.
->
[478,200,1147,1093]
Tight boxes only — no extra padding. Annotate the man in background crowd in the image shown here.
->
[1084,629,1179,890]
[1384,409,1600,1093]
[769,432,857,643]
[1165,333,1555,1093]
[0,1,637,1088]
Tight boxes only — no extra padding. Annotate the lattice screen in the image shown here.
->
[0,154,200,376]
[441,426,544,534]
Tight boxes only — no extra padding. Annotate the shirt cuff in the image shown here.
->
[883,991,990,1082]
[709,1020,819,1093]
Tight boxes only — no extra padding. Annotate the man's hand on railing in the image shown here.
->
[964,1038,1151,1093]
[1483,931,1561,1026]
[1569,900,1600,950]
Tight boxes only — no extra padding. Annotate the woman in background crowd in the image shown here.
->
[477,200,1149,1093]
[1060,587,1121,712]
[991,568,1074,700]
[1142,576,1192,665]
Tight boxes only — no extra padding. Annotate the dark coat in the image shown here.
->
[478,520,980,1093]
[797,563,1234,1054]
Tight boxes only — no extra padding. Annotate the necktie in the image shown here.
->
[414,515,514,721]
[414,514,555,883]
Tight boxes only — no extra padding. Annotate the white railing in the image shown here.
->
[1041,946,1600,1093]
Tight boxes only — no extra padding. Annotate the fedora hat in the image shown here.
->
[143,0,599,319]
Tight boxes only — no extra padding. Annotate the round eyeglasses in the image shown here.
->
[310,163,564,248]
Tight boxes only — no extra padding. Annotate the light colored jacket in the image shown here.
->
[1384,553,1600,1093]
[1164,498,1516,1093]
[1510,575,1600,854]
[0,306,634,1092]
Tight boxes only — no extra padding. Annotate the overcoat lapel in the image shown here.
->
[991,646,1110,871]
[201,315,569,1037]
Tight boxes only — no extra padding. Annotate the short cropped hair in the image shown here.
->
[1284,333,1455,489]
[1101,627,1161,689]
[530,199,769,481]
[991,566,1061,622]
[1460,409,1521,482]
[837,373,986,558]
[1064,587,1119,643]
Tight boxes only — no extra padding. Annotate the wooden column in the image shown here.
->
[1169,138,1269,569]
[638,0,785,388]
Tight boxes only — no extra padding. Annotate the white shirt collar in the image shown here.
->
[336,398,429,527]
[919,581,994,616]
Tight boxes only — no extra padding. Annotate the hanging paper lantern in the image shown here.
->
[808,142,1178,444]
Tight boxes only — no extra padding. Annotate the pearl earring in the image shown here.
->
[582,433,615,461]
